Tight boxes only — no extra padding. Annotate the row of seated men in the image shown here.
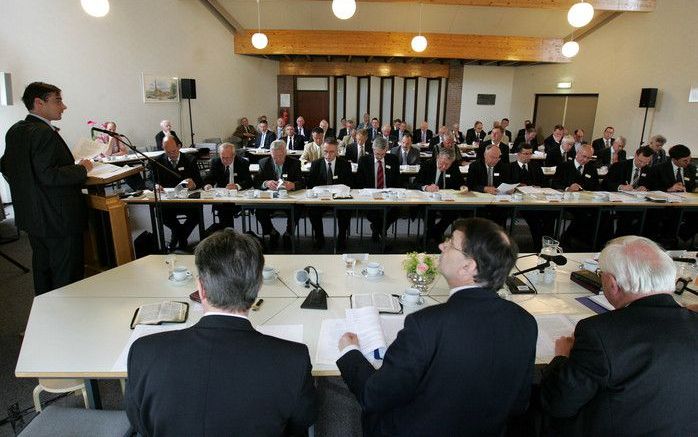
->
[151,130,696,252]
[125,224,698,437]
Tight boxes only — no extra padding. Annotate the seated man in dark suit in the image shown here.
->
[508,143,555,251]
[337,218,537,437]
[543,124,565,153]
[319,119,335,139]
[413,148,467,243]
[126,229,316,436]
[306,139,353,250]
[432,135,462,166]
[591,125,615,155]
[367,118,381,144]
[414,120,433,145]
[253,119,276,149]
[429,125,448,148]
[203,142,252,232]
[512,125,538,153]
[345,128,371,163]
[515,120,533,143]
[356,137,401,242]
[597,136,627,167]
[155,119,182,150]
[232,117,257,148]
[540,236,698,436]
[477,126,509,161]
[390,131,420,166]
[647,134,668,167]
[252,140,305,249]
[153,135,204,251]
[380,124,397,148]
[451,122,465,144]
[281,124,305,151]
[468,143,511,227]
[465,120,486,145]
[337,117,348,139]
[545,134,576,167]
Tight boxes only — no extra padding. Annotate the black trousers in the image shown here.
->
[366,207,399,235]
[308,207,351,243]
[28,234,84,296]
[162,206,200,247]
[256,207,300,235]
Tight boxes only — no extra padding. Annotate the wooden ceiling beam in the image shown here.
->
[234,30,569,63]
[566,10,623,42]
[304,0,655,12]
[279,61,450,78]
[197,0,242,33]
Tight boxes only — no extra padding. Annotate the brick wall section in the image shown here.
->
[277,75,294,120]
[444,61,463,127]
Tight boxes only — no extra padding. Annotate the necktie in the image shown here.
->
[261,133,266,147]
[577,165,583,175]
[170,158,177,168]
[676,168,682,183]
[376,160,384,189]
[422,131,426,143]
[228,165,235,185]
[402,151,407,165]
[326,162,333,185]
[631,167,640,187]
[441,171,446,189]
[288,136,293,149]
[606,139,610,148]
[275,164,282,179]
[358,144,363,159]
[487,167,494,186]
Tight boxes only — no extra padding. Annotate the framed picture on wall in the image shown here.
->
[142,74,179,103]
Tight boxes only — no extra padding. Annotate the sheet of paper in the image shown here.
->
[497,182,518,194]
[112,323,189,372]
[588,294,614,311]
[346,306,386,356]
[256,324,304,344]
[534,314,578,362]
[315,318,348,365]
[72,137,107,160]
[87,163,139,179]
[311,184,351,195]
[380,315,406,347]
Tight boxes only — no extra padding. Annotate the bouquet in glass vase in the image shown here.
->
[402,252,438,294]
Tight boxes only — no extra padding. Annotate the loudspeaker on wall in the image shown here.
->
[181,78,196,99]
[639,88,658,108]
[0,72,13,106]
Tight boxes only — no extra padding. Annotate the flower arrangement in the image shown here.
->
[87,120,109,142]
[402,252,438,280]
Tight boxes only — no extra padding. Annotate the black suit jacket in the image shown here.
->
[466,159,511,192]
[324,127,336,139]
[552,160,599,191]
[508,161,545,187]
[152,152,203,189]
[540,294,698,436]
[512,136,539,153]
[367,127,381,143]
[295,125,310,139]
[477,140,510,161]
[650,160,697,192]
[597,147,627,167]
[413,158,465,190]
[253,156,305,190]
[591,137,614,154]
[338,128,348,139]
[602,159,651,191]
[204,155,252,190]
[125,315,316,437]
[389,145,420,165]
[465,128,486,145]
[306,156,353,188]
[344,142,371,163]
[414,129,433,144]
[282,135,306,151]
[337,287,537,436]
[1,115,88,237]
[545,146,575,167]
[254,131,277,149]
[543,135,561,153]
[355,153,401,189]
[155,130,183,150]
[453,130,465,144]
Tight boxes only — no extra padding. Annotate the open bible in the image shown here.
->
[130,301,189,329]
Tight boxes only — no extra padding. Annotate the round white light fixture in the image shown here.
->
[567,1,594,28]
[561,41,580,58]
[411,35,428,53]
[251,32,269,49]
[332,0,356,20]
[81,0,110,17]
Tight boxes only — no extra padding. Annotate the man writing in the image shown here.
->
[2,82,93,295]
[337,218,537,436]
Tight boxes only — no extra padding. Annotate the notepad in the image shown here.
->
[534,314,587,362]
[351,293,401,314]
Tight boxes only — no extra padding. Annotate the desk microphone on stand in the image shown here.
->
[298,266,328,309]
[505,254,568,295]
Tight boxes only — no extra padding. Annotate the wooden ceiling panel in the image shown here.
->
[304,0,655,12]
[279,61,451,77]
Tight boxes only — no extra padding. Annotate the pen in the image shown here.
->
[251,299,264,311]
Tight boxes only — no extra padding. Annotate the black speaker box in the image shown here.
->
[639,88,657,108]
[181,78,196,99]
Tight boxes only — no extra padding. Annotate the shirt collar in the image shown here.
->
[30,113,54,129]
[449,284,482,296]
[203,311,248,320]
[574,159,584,168]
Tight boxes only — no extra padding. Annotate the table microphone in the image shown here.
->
[91,126,122,137]
[671,257,696,264]
[299,266,328,310]
[538,254,567,266]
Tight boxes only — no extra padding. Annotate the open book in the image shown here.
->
[534,314,588,362]
[130,301,189,329]
[351,293,402,314]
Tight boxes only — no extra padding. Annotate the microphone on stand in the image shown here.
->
[91,126,123,137]
[672,257,696,264]
[538,254,568,266]
[299,266,328,310]
[505,254,568,295]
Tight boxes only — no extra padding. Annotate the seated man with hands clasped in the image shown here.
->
[126,229,317,436]
[204,142,252,232]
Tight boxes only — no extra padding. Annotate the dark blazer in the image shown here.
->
[254,131,277,149]
[545,146,575,167]
[414,128,433,144]
[125,315,316,437]
[295,125,310,139]
[155,130,183,150]
[389,145,420,165]
[152,152,203,189]
[477,140,510,161]
[282,135,306,151]
[512,136,539,154]
[337,287,537,436]
[306,156,353,188]
[603,159,652,191]
[465,128,486,145]
[597,147,627,167]
[355,153,401,189]
[466,159,511,192]
[1,115,88,237]
[453,130,465,144]
[324,127,336,139]
[345,142,371,163]
[543,135,562,153]
[204,155,252,190]
[367,127,381,143]
[413,158,465,190]
[650,160,697,192]
[591,137,614,154]
[515,128,526,141]
[253,156,305,190]
[338,128,348,139]
[552,160,600,191]
[540,294,698,436]
[508,160,545,187]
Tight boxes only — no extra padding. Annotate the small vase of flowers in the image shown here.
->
[403,252,438,294]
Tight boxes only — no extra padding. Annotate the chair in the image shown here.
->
[32,379,88,412]
[19,406,130,437]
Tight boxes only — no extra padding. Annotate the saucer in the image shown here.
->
[262,275,278,282]
[399,296,424,306]
[168,273,192,286]
[361,268,384,280]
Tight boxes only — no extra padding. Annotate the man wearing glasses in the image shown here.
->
[336,218,537,436]
[540,236,698,435]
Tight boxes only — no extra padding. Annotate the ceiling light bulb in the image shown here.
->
[561,41,580,58]
[251,32,268,49]
[81,0,110,17]
[567,1,594,28]
[411,35,428,53]
[332,0,356,20]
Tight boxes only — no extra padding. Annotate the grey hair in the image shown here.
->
[372,136,388,151]
[649,134,666,145]
[437,147,456,160]
[598,236,676,294]
[195,229,264,311]
[270,139,287,151]
[561,134,575,146]
[218,142,235,153]
[615,136,627,147]
[484,144,499,153]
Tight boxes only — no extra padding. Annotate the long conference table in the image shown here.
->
[15,253,698,409]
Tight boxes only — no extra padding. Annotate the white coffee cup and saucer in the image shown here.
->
[361,262,384,280]
[399,288,424,306]
[262,266,278,282]
[169,266,193,285]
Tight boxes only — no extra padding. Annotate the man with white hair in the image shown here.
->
[155,119,183,150]
[204,143,252,232]
[540,236,698,435]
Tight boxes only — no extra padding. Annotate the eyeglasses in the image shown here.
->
[675,278,698,296]
[442,237,467,255]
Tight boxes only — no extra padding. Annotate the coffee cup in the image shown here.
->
[512,192,523,201]
[582,259,599,272]
[278,190,289,198]
[172,266,192,282]
[366,262,382,276]
[262,266,277,280]
[245,190,255,198]
[402,288,422,305]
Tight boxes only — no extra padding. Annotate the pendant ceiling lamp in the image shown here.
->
[332,0,357,20]
[81,0,110,17]
[411,3,428,53]
[567,1,594,28]
[561,40,580,58]
[251,0,268,50]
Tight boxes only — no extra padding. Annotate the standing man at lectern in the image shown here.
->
[1,82,93,295]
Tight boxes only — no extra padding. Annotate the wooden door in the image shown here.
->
[533,94,598,142]
[295,90,330,132]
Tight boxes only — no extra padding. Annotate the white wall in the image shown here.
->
[0,0,278,154]
[510,0,698,151]
[459,66,514,132]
